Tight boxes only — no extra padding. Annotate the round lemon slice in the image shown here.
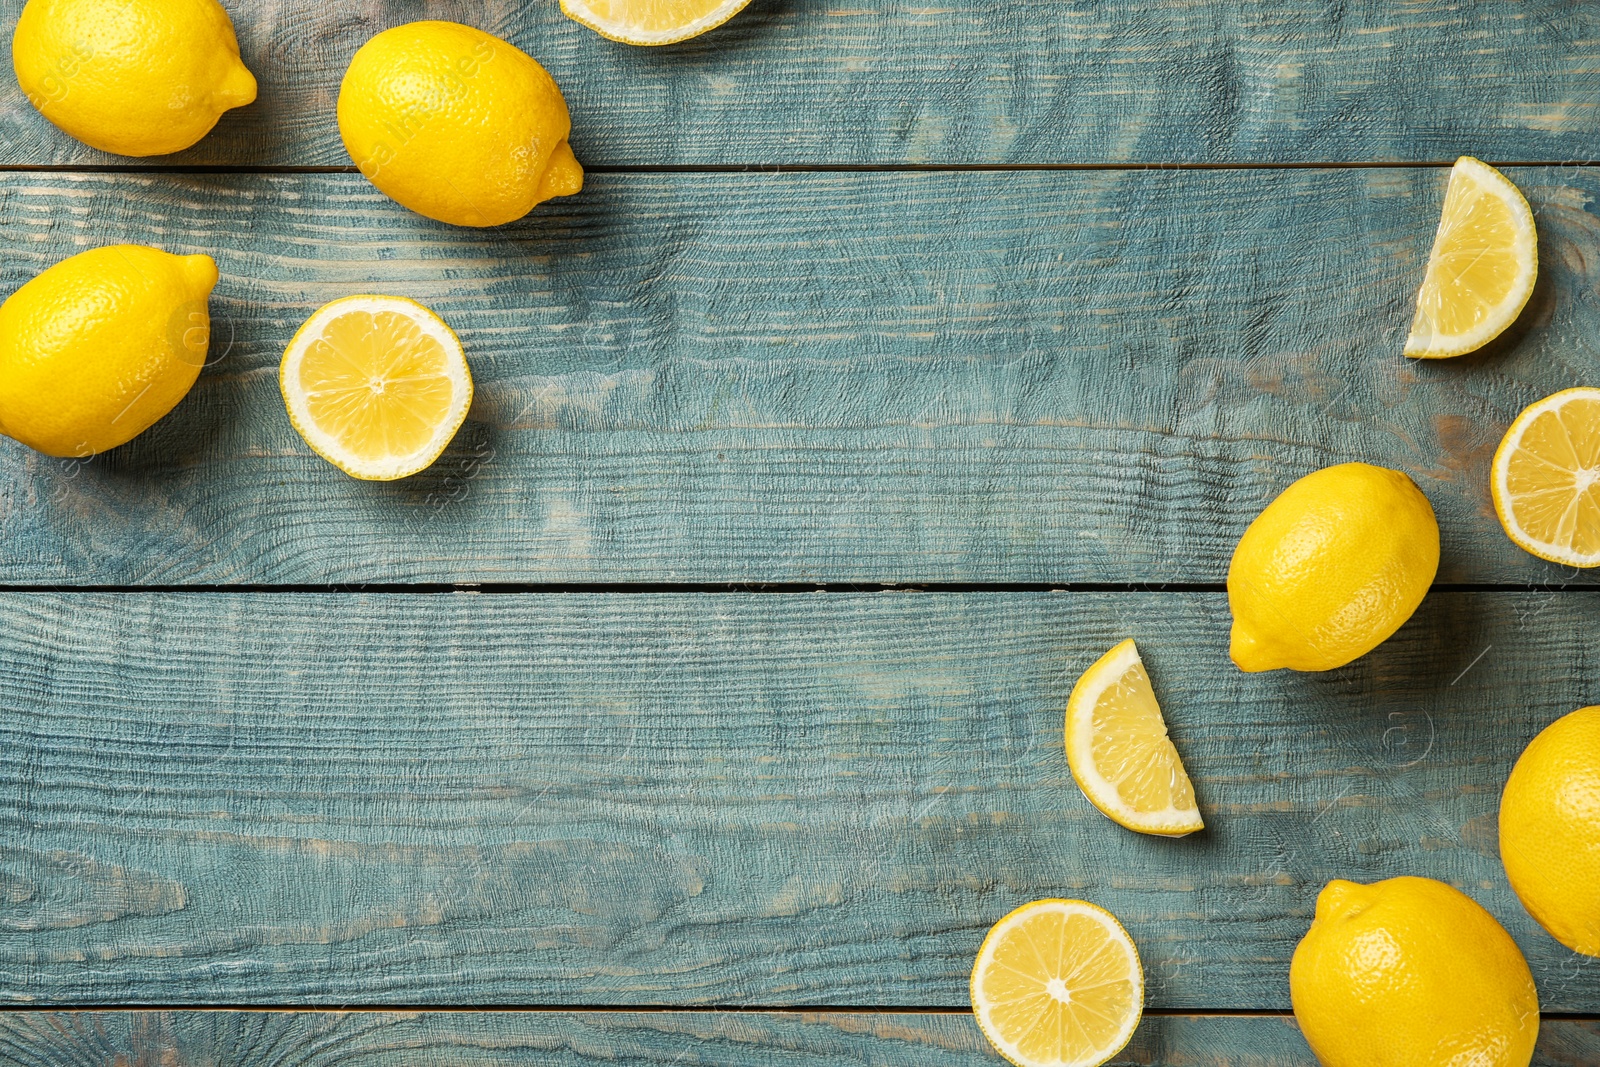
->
[1065,639,1204,836]
[280,295,473,481]
[970,899,1144,1067]
[1491,387,1600,568]
[1404,156,1537,359]
[560,0,753,45]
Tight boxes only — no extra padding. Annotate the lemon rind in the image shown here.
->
[1403,156,1538,360]
[969,898,1144,1067]
[559,0,753,45]
[279,294,473,481]
[1065,639,1205,837]
[1491,386,1600,569]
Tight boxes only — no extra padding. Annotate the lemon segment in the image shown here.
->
[970,899,1144,1067]
[280,296,472,481]
[1065,640,1203,836]
[1404,156,1536,358]
[561,0,753,45]
[1490,387,1600,568]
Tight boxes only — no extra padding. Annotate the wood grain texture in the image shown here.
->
[0,1010,1597,1066]
[4,0,1600,166]
[2,590,1598,1008]
[0,167,1596,584]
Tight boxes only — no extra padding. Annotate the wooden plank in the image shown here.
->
[0,167,1593,588]
[2,590,1598,1008]
[4,1,1600,166]
[0,167,1593,585]
[0,1010,1596,1066]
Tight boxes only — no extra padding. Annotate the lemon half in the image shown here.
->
[1491,387,1600,568]
[1404,156,1537,358]
[1065,639,1203,836]
[561,0,754,45]
[970,899,1144,1067]
[280,295,472,481]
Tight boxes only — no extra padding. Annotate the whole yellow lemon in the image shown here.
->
[1228,462,1438,672]
[1500,706,1600,956]
[1291,877,1539,1067]
[13,0,257,157]
[338,21,583,228]
[0,245,219,457]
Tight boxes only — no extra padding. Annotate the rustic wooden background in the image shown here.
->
[1,0,1599,1063]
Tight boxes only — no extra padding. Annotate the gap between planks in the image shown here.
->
[0,582,1595,594]
[5,159,1600,177]
[0,1005,1595,1021]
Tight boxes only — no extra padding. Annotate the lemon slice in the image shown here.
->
[1491,387,1600,568]
[970,898,1144,1067]
[560,0,753,45]
[280,295,473,481]
[1065,639,1204,836]
[1404,156,1537,358]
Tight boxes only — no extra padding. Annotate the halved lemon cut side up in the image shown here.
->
[280,295,473,481]
[1492,387,1600,568]
[970,899,1144,1067]
[1066,639,1204,836]
[1404,156,1537,359]
[560,0,753,45]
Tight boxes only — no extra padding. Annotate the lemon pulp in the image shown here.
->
[1492,387,1600,567]
[1065,640,1203,836]
[280,295,472,480]
[1404,156,1536,358]
[970,899,1144,1067]
[561,0,753,45]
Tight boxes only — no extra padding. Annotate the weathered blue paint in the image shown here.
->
[0,591,1595,1008]
[0,168,1591,584]
[2,1,1600,166]
[0,1010,1596,1066]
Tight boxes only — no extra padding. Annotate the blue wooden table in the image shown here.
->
[2,1,1599,1063]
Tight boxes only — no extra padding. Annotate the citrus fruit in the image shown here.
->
[1404,156,1537,358]
[338,21,583,228]
[13,0,257,157]
[1499,706,1600,956]
[1290,877,1539,1067]
[1228,462,1439,672]
[279,295,473,481]
[970,899,1143,1067]
[561,0,753,45]
[0,245,218,457]
[1490,387,1600,568]
[1065,639,1203,836]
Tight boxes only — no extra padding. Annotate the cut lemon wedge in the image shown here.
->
[560,0,753,45]
[280,295,473,481]
[1491,387,1600,568]
[970,899,1144,1067]
[1404,156,1537,358]
[1065,639,1203,836]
